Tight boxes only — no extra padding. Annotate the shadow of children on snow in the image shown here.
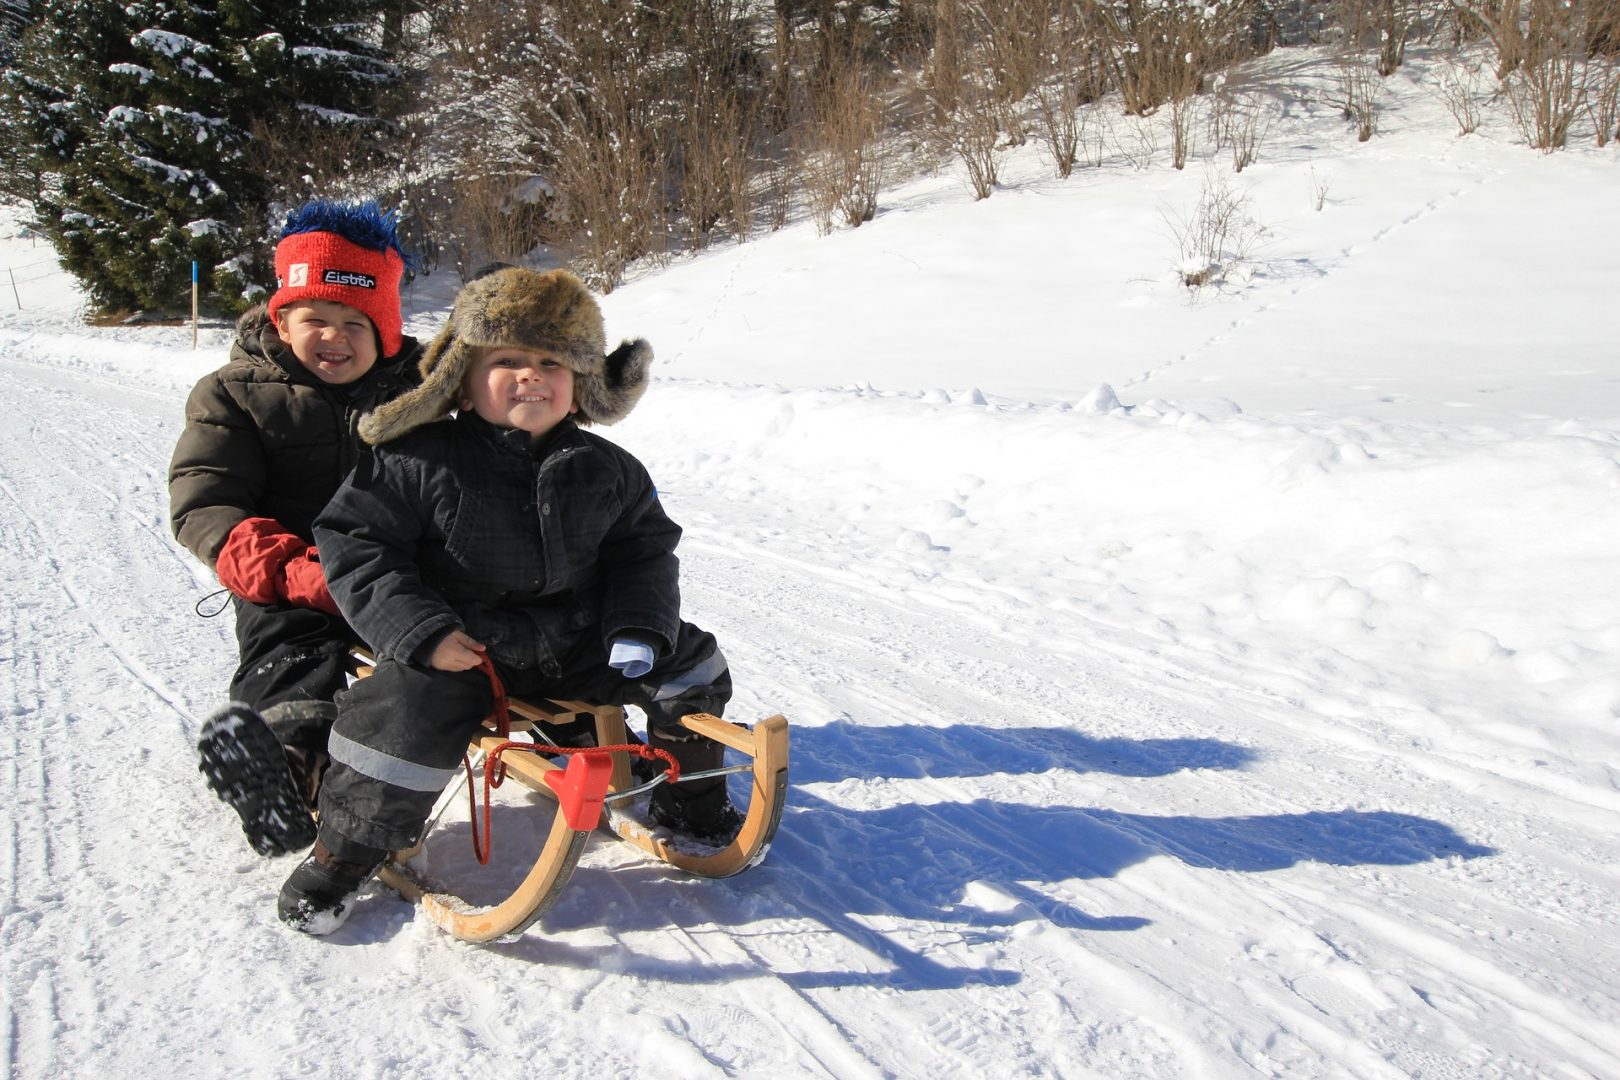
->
[338,718,1493,990]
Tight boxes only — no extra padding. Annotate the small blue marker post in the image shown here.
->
[191,260,199,349]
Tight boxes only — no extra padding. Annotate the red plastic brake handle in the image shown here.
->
[541,753,616,831]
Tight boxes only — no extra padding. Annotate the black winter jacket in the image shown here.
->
[168,305,422,564]
[313,412,682,672]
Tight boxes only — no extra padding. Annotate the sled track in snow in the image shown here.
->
[0,358,270,1071]
[0,471,107,1075]
[11,371,207,728]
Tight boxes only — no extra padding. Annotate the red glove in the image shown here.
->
[280,547,339,615]
[216,518,305,604]
[216,518,337,614]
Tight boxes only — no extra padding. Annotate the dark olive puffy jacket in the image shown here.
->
[168,304,422,566]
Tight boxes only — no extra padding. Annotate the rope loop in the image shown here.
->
[193,588,232,618]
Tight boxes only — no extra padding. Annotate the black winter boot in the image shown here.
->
[197,703,318,857]
[646,724,743,844]
[277,838,386,935]
[261,700,338,811]
[649,788,744,844]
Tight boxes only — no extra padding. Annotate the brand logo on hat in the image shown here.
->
[287,263,309,287]
[324,269,377,289]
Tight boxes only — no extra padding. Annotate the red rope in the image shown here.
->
[462,658,679,865]
[479,656,511,739]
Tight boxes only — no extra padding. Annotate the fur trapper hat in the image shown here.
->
[358,267,652,445]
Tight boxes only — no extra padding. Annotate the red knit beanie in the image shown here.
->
[267,202,408,357]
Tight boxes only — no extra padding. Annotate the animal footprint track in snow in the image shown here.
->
[763,404,795,437]
[1366,560,1427,593]
[1437,629,1511,666]
[896,529,943,554]
[925,500,969,528]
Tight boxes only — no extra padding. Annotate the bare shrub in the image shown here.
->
[436,168,554,275]
[1455,0,1618,149]
[1438,57,1485,133]
[926,0,1084,193]
[1167,88,1199,170]
[548,79,668,290]
[1338,59,1381,140]
[1436,1,1488,48]
[1451,0,1532,76]
[800,49,888,232]
[1032,71,1088,177]
[1336,0,1415,74]
[1089,0,1264,169]
[1112,6,1196,117]
[1083,117,1108,167]
[1208,82,1270,171]
[1505,50,1583,149]
[1103,0,1261,119]
[762,159,791,232]
[397,0,574,276]
[667,2,767,249]
[924,22,1005,200]
[938,66,1003,198]
[719,97,758,244]
[1030,1,1111,178]
[928,0,965,118]
[400,0,656,287]
[1230,106,1269,172]
[1587,58,1620,144]
[963,0,1052,145]
[1308,164,1333,210]
[243,115,383,207]
[1377,0,1415,74]
[1163,169,1267,289]
[1105,109,1160,169]
[1336,0,1373,46]
[676,87,756,248]
[1589,0,1620,54]
[1496,0,1596,152]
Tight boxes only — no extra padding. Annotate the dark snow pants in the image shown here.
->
[230,597,357,808]
[316,622,732,858]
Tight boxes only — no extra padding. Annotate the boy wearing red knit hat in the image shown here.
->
[169,199,424,859]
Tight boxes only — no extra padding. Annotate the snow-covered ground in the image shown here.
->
[3,47,1618,1079]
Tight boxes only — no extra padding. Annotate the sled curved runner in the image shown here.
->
[356,677,789,943]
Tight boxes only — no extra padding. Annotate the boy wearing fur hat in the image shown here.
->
[170,200,423,859]
[280,267,736,934]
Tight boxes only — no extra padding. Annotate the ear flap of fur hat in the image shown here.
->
[357,267,653,445]
[575,337,653,426]
[356,321,470,445]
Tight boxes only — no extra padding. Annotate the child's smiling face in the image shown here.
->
[461,345,576,436]
[274,300,379,385]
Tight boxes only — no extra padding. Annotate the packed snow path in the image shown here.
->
[3,334,1618,1077]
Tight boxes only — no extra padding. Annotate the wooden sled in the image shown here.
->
[350,653,788,943]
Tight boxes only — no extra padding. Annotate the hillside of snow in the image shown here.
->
[2,47,1618,1079]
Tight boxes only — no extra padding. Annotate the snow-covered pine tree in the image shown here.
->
[0,0,404,317]
[0,0,34,64]
[0,0,48,204]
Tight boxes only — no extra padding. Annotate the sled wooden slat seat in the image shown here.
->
[347,648,789,943]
